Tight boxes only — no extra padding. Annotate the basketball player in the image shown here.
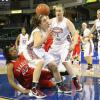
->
[72,30,81,64]
[3,45,57,99]
[15,27,29,55]
[29,15,70,93]
[89,9,100,64]
[82,22,94,70]
[48,5,82,91]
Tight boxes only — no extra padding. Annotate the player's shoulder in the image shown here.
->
[26,33,29,37]
[85,28,90,32]
[95,19,99,23]
[19,33,22,36]
[51,17,56,22]
[7,63,14,68]
[31,28,40,34]
[19,54,25,59]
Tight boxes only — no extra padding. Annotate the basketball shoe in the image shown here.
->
[29,87,46,98]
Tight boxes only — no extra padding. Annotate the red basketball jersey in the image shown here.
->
[11,55,53,89]
[11,55,33,89]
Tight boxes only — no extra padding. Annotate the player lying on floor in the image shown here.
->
[3,44,71,99]
[3,45,55,98]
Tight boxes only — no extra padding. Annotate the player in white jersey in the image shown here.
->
[82,22,94,70]
[49,5,82,91]
[15,27,29,54]
[89,9,100,64]
[28,15,70,93]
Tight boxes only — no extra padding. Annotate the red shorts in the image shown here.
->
[18,68,53,89]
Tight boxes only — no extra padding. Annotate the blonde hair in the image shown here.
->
[97,9,100,12]
[82,22,87,27]
[53,4,64,13]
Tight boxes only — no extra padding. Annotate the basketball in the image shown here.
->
[36,4,50,16]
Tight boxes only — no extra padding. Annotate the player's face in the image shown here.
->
[82,23,86,30]
[8,46,18,59]
[97,10,100,19]
[55,7,64,18]
[21,27,26,34]
[40,16,50,29]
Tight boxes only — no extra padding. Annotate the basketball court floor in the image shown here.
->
[0,50,100,100]
[0,63,100,100]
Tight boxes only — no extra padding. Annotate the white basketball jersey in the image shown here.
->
[83,28,90,37]
[29,28,46,46]
[50,17,70,44]
[95,19,100,40]
[19,33,28,47]
[83,28,93,45]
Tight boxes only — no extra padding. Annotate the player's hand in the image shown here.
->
[47,28,53,36]
[93,34,96,38]
[69,43,75,52]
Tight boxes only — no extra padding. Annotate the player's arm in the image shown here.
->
[88,21,96,38]
[67,19,78,50]
[33,30,52,48]
[33,31,44,47]
[84,25,95,41]
[83,34,94,42]
[27,34,29,40]
[15,34,20,48]
[90,23,96,34]
[7,63,29,94]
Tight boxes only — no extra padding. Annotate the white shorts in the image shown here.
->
[83,40,94,57]
[33,47,55,67]
[22,48,43,68]
[18,46,27,55]
[49,41,70,64]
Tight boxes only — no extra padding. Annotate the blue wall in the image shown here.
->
[81,51,99,64]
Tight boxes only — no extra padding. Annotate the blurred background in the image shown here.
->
[0,0,99,49]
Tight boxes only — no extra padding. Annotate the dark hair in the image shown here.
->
[30,14,46,28]
[3,44,14,64]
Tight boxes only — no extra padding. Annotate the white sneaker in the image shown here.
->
[29,88,47,99]
[57,86,71,94]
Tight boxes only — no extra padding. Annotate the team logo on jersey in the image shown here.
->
[52,27,63,33]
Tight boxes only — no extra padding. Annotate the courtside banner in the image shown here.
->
[81,51,99,64]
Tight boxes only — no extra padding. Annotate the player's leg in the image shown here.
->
[84,42,93,70]
[44,52,71,93]
[60,43,82,92]
[29,59,47,98]
[39,69,55,88]
[85,56,93,70]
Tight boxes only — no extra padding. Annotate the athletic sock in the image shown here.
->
[56,81,64,87]
[72,76,77,79]
[88,64,92,67]
[32,82,38,89]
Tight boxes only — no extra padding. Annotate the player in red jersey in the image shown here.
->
[3,45,55,99]
[43,35,53,52]
[72,34,81,64]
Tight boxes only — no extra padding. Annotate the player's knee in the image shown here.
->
[51,66,58,73]
[62,61,70,66]
[48,62,58,72]
[38,59,45,66]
